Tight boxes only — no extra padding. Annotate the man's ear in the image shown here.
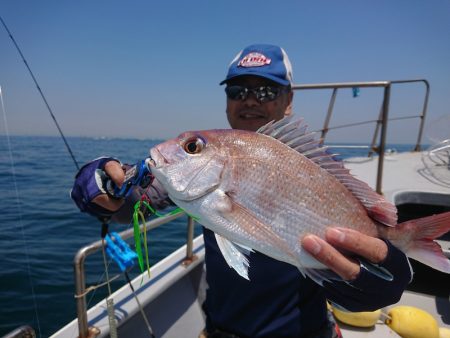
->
[285,91,294,116]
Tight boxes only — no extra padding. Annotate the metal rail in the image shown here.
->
[74,210,191,338]
[292,79,430,194]
[2,325,36,338]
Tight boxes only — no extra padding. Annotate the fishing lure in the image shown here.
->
[132,197,184,277]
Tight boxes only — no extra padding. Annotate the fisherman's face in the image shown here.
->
[225,76,293,131]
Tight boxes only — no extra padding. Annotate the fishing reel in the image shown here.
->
[105,158,153,199]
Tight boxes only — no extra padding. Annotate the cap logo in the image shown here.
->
[237,52,271,68]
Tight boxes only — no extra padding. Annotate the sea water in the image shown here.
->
[0,135,415,337]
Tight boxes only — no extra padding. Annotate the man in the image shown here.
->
[71,44,412,338]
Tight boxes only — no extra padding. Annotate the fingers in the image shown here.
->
[92,193,124,212]
[326,227,388,264]
[301,227,389,281]
[104,160,125,187]
[302,235,360,281]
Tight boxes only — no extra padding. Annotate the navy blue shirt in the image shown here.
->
[202,228,411,338]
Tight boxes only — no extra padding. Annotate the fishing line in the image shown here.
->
[0,12,117,313]
[124,272,156,338]
[1,15,159,336]
[0,86,42,337]
[0,15,79,170]
[0,15,119,336]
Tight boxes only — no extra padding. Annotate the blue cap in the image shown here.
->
[220,44,293,86]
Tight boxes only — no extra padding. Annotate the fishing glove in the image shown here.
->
[71,157,174,222]
[70,157,121,218]
[324,240,412,311]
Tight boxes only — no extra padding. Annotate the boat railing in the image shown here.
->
[2,325,36,338]
[292,79,430,194]
[74,210,193,338]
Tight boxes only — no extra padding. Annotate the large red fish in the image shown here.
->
[149,116,450,283]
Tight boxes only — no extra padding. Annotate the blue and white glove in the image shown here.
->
[70,157,121,218]
[71,157,173,222]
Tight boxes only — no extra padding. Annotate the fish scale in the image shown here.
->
[228,133,374,240]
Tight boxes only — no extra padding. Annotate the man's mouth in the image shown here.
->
[239,112,265,119]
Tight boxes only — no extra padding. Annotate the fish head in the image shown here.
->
[149,130,229,201]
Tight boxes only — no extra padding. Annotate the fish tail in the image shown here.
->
[389,211,450,273]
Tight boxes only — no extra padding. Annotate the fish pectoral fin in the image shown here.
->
[222,197,296,261]
[302,258,395,287]
[215,233,253,280]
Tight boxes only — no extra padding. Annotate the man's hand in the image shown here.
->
[71,157,128,218]
[302,227,388,281]
[92,160,125,212]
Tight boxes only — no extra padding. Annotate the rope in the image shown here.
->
[74,274,121,298]
[100,222,118,338]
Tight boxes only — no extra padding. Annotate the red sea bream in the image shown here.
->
[149,116,450,284]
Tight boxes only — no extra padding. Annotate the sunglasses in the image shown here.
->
[225,85,289,103]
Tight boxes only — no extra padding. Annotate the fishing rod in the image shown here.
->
[1,15,156,337]
[0,15,80,170]
[1,15,153,193]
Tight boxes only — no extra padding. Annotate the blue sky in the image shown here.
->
[0,1,449,143]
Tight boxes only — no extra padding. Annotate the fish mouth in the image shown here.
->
[146,157,156,168]
[149,147,167,169]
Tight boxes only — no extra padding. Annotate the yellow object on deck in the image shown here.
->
[385,305,439,338]
[439,326,450,338]
[331,305,382,328]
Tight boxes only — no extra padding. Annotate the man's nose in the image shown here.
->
[243,91,261,106]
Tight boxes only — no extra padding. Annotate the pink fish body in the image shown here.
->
[149,117,450,282]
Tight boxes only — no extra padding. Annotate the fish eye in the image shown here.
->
[183,137,205,154]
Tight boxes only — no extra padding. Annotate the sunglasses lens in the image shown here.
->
[255,86,279,102]
[225,85,287,102]
[225,86,247,100]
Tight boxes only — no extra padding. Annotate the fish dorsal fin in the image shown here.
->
[214,233,254,280]
[257,116,398,226]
